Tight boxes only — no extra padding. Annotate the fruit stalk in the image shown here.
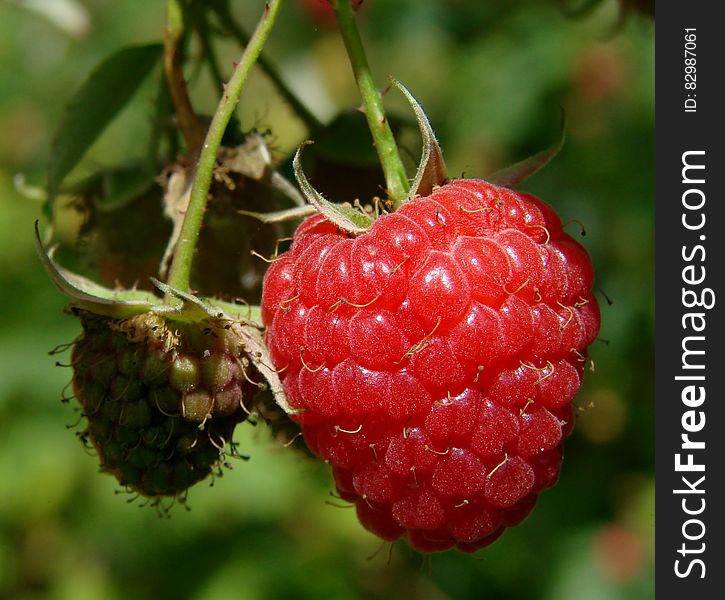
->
[331,0,410,206]
[165,0,286,297]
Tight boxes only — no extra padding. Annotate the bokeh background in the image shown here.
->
[0,1,653,598]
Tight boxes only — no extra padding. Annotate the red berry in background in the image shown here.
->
[299,0,365,28]
[262,179,600,552]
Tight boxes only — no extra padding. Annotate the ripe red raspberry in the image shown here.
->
[261,179,600,552]
[299,0,365,27]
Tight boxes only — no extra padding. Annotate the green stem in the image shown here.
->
[331,0,409,206]
[165,0,286,297]
[210,0,323,131]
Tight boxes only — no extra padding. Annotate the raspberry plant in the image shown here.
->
[39,0,600,550]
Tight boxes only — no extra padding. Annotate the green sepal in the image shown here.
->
[205,298,263,325]
[149,279,218,322]
[391,79,448,200]
[35,221,157,318]
[37,223,296,416]
[293,142,373,234]
[150,280,260,326]
[226,320,299,416]
[154,281,295,414]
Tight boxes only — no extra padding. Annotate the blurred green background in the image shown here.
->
[0,0,653,598]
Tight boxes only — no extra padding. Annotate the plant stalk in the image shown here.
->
[331,0,409,206]
[164,0,286,297]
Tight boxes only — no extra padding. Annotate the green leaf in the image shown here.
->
[46,43,163,197]
[293,143,373,235]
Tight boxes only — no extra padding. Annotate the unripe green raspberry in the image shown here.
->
[71,311,261,499]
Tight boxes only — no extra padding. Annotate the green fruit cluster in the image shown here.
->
[71,311,258,498]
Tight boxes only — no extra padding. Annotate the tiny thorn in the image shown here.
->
[329,295,379,313]
[570,348,587,362]
[278,293,300,311]
[283,431,303,448]
[391,256,409,274]
[300,347,325,373]
[520,360,548,373]
[596,285,614,306]
[334,423,363,435]
[557,301,574,331]
[565,219,587,237]
[251,249,282,263]
[366,540,388,562]
[396,318,441,363]
[534,360,554,385]
[369,443,379,464]
[520,398,534,415]
[504,276,532,297]
[458,205,492,214]
[325,500,355,509]
[487,453,508,479]
[275,237,294,252]
[49,338,78,355]
[575,400,595,413]
[410,465,419,487]
[424,444,450,456]
[530,224,551,245]
[434,391,454,407]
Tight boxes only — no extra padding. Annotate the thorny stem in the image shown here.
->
[331,0,409,207]
[165,0,286,297]
[209,0,323,131]
[164,0,206,155]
